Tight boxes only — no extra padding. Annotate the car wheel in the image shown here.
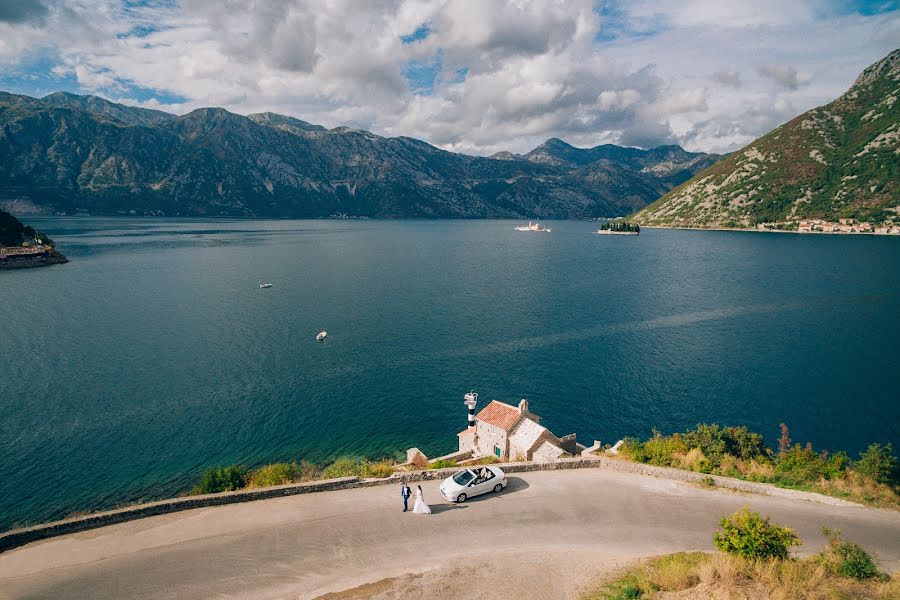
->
[493,483,503,493]
[456,493,467,503]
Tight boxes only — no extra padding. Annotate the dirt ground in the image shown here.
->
[311,551,633,600]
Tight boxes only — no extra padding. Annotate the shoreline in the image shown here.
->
[641,225,900,236]
[13,214,900,235]
[0,248,68,269]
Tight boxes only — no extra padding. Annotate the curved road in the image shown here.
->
[1,468,898,599]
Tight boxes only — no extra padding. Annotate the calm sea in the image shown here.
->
[1,218,898,529]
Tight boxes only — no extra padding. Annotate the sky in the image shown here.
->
[0,1,898,155]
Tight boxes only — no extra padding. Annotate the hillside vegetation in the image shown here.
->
[585,509,897,600]
[633,49,900,229]
[616,423,899,508]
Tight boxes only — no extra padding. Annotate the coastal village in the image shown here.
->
[796,218,900,234]
[742,217,900,234]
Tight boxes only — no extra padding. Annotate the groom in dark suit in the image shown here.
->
[401,482,412,512]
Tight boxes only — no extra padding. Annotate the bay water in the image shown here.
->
[1,218,898,529]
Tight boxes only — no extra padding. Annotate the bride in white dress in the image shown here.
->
[412,485,432,514]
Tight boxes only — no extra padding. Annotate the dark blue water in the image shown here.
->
[1,218,899,529]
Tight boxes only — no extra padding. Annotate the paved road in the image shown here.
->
[1,468,898,600]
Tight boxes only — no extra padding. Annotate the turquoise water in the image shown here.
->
[1,218,899,529]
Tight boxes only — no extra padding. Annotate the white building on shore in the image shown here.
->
[458,398,577,463]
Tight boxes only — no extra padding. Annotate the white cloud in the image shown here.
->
[712,69,741,88]
[0,1,898,155]
[758,64,805,91]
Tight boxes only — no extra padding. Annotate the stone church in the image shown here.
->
[458,398,577,463]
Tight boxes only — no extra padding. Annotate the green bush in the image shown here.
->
[363,459,396,478]
[681,424,766,465]
[713,507,800,559]
[821,528,881,580]
[247,461,320,488]
[322,457,367,478]
[854,443,899,486]
[428,459,458,469]
[621,433,684,467]
[772,443,849,486]
[250,462,298,487]
[192,465,247,494]
[623,425,767,472]
[616,424,899,508]
[321,457,395,479]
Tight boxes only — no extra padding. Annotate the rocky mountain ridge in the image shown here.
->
[632,49,900,229]
[0,90,721,218]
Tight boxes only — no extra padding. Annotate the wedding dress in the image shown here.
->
[413,488,432,514]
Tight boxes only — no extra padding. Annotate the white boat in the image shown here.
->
[514,221,551,232]
[259,283,273,288]
[316,331,327,341]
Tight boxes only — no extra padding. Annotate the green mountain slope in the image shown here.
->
[633,49,900,229]
[0,91,720,219]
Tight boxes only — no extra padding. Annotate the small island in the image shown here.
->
[595,219,640,235]
[0,209,68,269]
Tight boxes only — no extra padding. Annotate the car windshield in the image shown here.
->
[452,470,474,486]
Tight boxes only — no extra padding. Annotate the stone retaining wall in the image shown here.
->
[0,477,361,554]
[585,456,862,507]
[0,457,859,554]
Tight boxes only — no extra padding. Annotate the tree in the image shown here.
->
[854,443,899,486]
[778,423,791,456]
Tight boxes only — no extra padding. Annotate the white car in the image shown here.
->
[439,466,508,502]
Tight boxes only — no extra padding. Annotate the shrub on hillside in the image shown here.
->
[363,459,396,478]
[322,457,366,478]
[192,465,247,494]
[854,443,899,486]
[773,443,849,486]
[322,457,395,479]
[428,459,458,469]
[623,424,767,472]
[247,461,320,488]
[681,424,765,464]
[820,528,882,580]
[621,433,685,468]
[713,507,800,559]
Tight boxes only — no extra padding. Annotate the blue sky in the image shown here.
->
[0,1,897,154]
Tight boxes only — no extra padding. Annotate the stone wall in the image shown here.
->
[0,456,860,554]
[427,449,473,465]
[0,477,360,554]
[586,456,862,507]
[474,420,508,460]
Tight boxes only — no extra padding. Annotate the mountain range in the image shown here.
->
[633,49,900,229]
[0,91,720,219]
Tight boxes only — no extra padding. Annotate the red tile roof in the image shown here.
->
[458,426,475,436]
[475,400,522,431]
